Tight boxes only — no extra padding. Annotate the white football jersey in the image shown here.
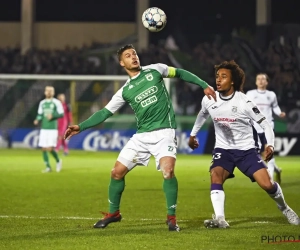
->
[246,89,281,133]
[191,91,267,150]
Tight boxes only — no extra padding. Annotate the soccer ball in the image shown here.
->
[142,7,167,32]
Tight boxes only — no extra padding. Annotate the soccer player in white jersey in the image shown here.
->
[188,61,299,228]
[246,74,286,183]
[64,44,216,232]
[34,86,64,173]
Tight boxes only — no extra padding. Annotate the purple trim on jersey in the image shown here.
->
[257,133,267,153]
[211,183,223,191]
[252,126,260,153]
[210,148,267,182]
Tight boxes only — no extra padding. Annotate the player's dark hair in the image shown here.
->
[117,44,136,61]
[214,60,245,92]
[256,73,270,83]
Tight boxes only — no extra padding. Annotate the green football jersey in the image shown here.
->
[105,64,177,133]
[36,98,64,130]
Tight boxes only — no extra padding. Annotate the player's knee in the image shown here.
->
[160,157,175,179]
[162,168,174,179]
[210,169,224,184]
[111,168,125,180]
[111,162,128,180]
[260,181,274,191]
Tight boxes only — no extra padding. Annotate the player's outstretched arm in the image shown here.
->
[64,125,80,140]
[244,98,275,162]
[257,117,275,162]
[64,85,126,140]
[64,108,113,140]
[171,67,216,101]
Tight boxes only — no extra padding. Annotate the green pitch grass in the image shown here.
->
[0,149,299,250]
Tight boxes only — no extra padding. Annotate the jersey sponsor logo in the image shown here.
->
[135,86,158,103]
[252,107,260,114]
[214,117,236,122]
[136,79,144,85]
[141,95,157,108]
[145,73,153,81]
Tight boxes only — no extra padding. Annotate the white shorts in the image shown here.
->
[38,129,58,148]
[117,128,177,170]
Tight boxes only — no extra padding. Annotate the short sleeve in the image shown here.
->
[143,63,169,77]
[37,101,43,115]
[105,87,126,114]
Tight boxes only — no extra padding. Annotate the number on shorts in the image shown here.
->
[168,146,174,151]
[213,153,222,159]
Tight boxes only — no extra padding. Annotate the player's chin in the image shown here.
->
[131,64,140,70]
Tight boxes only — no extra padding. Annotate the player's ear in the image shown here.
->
[120,60,125,67]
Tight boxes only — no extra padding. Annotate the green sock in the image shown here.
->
[163,177,178,216]
[108,178,125,213]
[42,151,51,169]
[50,150,60,163]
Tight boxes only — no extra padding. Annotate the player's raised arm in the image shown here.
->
[64,87,126,140]
[188,98,210,150]
[154,63,216,101]
[170,67,216,101]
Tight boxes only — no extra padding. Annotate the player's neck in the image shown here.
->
[219,91,234,99]
[126,68,141,78]
[219,87,234,97]
[257,88,266,92]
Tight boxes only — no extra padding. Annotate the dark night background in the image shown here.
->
[0,0,298,25]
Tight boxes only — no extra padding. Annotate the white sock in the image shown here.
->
[267,159,275,180]
[268,182,287,210]
[210,190,225,219]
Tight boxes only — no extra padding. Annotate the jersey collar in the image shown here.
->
[219,91,235,101]
[129,67,142,80]
[256,89,266,94]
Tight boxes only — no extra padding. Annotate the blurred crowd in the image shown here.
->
[0,37,299,112]
[258,41,300,106]
[0,45,104,75]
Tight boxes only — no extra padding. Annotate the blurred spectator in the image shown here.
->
[0,36,299,114]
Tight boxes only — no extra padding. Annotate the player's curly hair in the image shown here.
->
[214,60,245,92]
[117,44,136,61]
[256,72,270,83]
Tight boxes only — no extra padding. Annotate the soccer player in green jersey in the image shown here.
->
[64,44,216,231]
[34,86,64,173]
